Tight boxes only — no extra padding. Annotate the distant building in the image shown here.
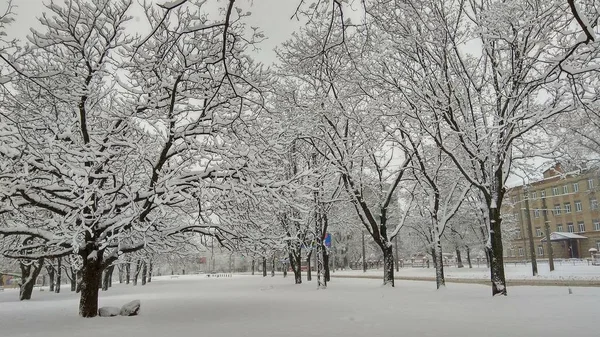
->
[504,163,600,261]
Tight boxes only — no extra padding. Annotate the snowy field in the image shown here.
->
[1,275,599,337]
[333,262,600,281]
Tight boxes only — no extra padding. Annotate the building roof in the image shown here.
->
[540,232,587,242]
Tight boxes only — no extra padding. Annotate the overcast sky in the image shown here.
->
[1,0,303,64]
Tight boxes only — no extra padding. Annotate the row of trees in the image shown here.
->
[1,0,598,317]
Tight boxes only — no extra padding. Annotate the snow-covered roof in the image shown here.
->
[541,232,587,241]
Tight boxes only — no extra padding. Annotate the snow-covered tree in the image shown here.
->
[0,0,283,316]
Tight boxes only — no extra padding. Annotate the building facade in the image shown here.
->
[504,164,600,261]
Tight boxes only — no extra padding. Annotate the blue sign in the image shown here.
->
[324,233,331,247]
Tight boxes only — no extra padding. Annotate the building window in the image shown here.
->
[532,191,537,199]
[536,227,542,237]
[516,229,522,239]
[568,223,575,233]
[578,222,585,233]
[518,247,524,257]
[574,183,579,192]
[534,209,540,218]
[541,190,546,198]
[589,178,595,190]
[510,249,515,257]
[554,204,561,215]
[552,187,559,195]
[591,198,598,210]
[565,203,571,213]
[557,224,563,232]
[563,185,569,194]
[594,221,600,231]
[538,245,544,256]
[597,241,600,251]
[575,201,583,212]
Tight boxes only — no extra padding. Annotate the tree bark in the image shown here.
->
[251,259,255,275]
[102,267,111,291]
[466,246,472,269]
[433,244,445,289]
[133,260,142,286]
[142,261,148,285]
[382,245,394,286]
[456,248,464,268]
[46,264,55,292]
[70,266,77,291]
[289,252,302,284]
[19,258,44,301]
[262,257,267,277]
[271,255,275,277]
[125,263,131,284]
[79,252,103,318]
[489,205,507,296]
[148,261,153,283]
[118,265,124,284]
[55,257,62,293]
[306,255,312,281]
[75,269,82,293]
[323,249,330,282]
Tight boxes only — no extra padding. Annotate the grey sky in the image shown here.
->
[1,0,302,64]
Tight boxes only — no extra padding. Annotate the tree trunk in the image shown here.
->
[125,263,131,284]
[142,261,148,285]
[323,249,330,282]
[289,252,302,284]
[75,269,82,293]
[382,245,394,286]
[466,246,472,268]
[489,206,507,296]
[46,264,55,292]
[251,259,255,275]
[262,257,267,277]
[434,243,445,289]
[70,267,77,292]
[79,252,103,318]
[271,256,275,277]
[133,260,141,286]
[55,257,62,293]
[102,267,110,291]
[456,248,464,268]
[148,261,153,283]
[306,254,312,281]
[19,258,44,301]
[118,265,124,284]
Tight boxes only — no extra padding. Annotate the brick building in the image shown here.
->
[503,163,600,261]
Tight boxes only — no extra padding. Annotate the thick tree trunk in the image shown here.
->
[55,258,62,293]
[19,259,44,301]
[289,252,302,284]
[125,263,131,284]
[262,257,267,277]
[142,261,148,285]
[271,256,275,277]
[47,264,55,292]
[79,254,103,318]
[456,248,464,268]
[148,261,153,283]
[306,254,312,281]
[382,245,394,286]
[251,259,255,275]
[466,246,473,269]
[489,206,507,296]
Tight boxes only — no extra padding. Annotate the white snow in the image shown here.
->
[1,274,599,336]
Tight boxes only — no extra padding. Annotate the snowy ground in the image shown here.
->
[1,275,599,337]
[333,262,600,281]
